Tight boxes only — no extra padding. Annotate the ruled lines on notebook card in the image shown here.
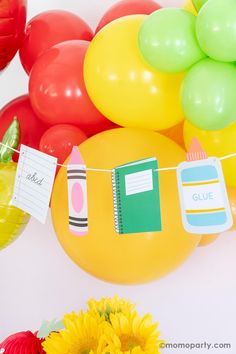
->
[67,146,88,236]
[12,144,57,223]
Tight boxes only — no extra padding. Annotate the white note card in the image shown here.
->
[12,145,57,223]
[125,169,153,196]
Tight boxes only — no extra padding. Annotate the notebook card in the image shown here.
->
[112,157,162,234]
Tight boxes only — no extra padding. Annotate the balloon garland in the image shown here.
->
[0,0,236,286]
[1,2,236,350]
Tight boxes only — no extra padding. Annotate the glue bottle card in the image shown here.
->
[177,157,233,234]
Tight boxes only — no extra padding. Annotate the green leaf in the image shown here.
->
[0,117,20,163]
[37,319,64,339]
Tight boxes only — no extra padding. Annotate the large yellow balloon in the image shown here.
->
[183,0,197,15]
[184,120,236,187]
[51,128,201,284]
[84,16,185,131]
[199,234,219,247]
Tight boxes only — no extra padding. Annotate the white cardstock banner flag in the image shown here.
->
[67,146,88,236]
[12,144,57,223]
[177,157,233,235]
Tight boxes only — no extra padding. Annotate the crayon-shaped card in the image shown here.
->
[67,147,88,236]
[177,157,233,235]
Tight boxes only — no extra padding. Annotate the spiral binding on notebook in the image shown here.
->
[112,169,123,234]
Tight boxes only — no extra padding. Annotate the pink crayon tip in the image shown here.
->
[69,146,85,165]
[71,231,88,237]
[186,137,208,162]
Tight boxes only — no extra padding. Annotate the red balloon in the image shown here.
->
[19,10,94,75]
[84,120,119,137]
[0,95,48,161]
[29,40,115,135]
[40,124,87,164]
[0,331,45,354]
[96,0,161,33]
[0,0,27,70]
[87,121,119,137]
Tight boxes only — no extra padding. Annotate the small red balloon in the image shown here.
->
[0,95,48,161]
[96,0,161,33]
[29,40,115,135]
[0,331,45,354]
[19,10,93,75]
[0,0,27,70]
[40,124,87,165]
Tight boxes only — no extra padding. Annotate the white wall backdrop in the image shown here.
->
[0,1,236,353]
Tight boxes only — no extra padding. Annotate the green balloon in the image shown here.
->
[196,0,236,62]
[192,0,208,11]
[138,8,206,73]
[181,58,236,131]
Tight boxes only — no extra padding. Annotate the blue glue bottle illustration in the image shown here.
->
[177,138,233,235]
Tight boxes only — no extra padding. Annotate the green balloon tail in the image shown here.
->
[0,117,20,163]
[192,0,208,11]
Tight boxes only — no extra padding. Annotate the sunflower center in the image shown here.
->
[120,334,145,351]
[72,338,97,354]
[80,350,90,354]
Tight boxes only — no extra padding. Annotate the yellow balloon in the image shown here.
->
[183,0,197,15]
[184,120,236,187]
[84,15,185,131]
[199,187,236,246]
[0,162,30,250]
[199,234,219,247]
[51,128,201,284]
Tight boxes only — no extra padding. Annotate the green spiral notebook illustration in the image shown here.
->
[112,157,162,234]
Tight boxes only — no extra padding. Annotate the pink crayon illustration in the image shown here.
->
[67,146,88,236]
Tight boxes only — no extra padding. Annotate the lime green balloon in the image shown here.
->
[181,58,236,130]
[196,0,236,62]
[138,8,206,73]
[192,0,208,11]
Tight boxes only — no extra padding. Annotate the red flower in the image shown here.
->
[0,331,45,354]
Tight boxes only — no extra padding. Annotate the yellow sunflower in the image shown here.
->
[87,296,136,321]
[103,312,163,354]
[42,311,109,354]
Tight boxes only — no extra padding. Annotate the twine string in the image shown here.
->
[1,142,236,173]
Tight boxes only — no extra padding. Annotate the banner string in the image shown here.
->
[1,142,236,173]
